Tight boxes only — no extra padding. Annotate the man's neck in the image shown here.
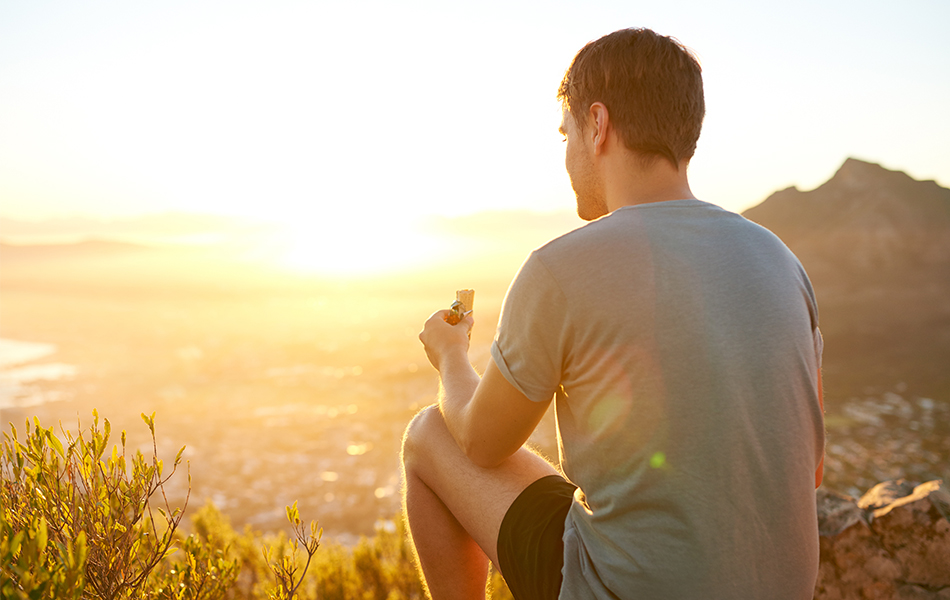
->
[604,156,696,212]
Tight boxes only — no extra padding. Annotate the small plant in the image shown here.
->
[264,501,321,600]
[148,531,240,599]
[1,411,188,599]
[0,509,86,599]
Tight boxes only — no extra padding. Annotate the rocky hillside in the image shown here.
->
[742,159,950,403]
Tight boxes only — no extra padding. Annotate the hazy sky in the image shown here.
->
[2,0,948,270]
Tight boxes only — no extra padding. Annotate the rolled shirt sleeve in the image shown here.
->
[491,252,572,404]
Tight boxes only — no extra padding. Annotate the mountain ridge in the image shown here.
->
[742,158,950,272]
[742,158,950,404]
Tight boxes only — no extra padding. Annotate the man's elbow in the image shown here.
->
[460,436,510,469]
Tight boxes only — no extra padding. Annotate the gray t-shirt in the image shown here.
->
[491,199,824,600]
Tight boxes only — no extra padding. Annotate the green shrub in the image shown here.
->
[2,412,514,599]
[0,508,86,599]
[2,411,188,599]
[174,502,268,599]
[147,530,240,599]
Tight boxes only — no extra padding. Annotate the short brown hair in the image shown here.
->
[557,28,705,168]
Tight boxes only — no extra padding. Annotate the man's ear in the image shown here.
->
[588,102,610,155]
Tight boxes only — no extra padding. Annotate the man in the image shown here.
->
[402,28,825,600]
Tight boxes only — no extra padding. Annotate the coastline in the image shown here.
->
[0,338,77,409]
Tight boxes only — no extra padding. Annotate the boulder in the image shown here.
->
[815,480,950,599]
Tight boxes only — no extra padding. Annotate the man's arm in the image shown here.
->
[815,370,824,489]
[419,310,551,469]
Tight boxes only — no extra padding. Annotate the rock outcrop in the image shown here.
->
[815,479,950,599]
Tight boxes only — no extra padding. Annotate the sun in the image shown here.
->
[272,217,445,277]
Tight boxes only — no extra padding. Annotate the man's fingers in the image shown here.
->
[459,312,474,340]
[419,310,451,342]
[419,310,474,345]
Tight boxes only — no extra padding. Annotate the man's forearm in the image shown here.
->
[436,348,481,453]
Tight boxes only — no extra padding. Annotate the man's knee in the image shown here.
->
[401,403,444,470]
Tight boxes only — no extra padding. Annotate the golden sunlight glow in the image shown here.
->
[273,218,447,276]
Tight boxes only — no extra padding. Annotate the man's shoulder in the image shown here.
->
[533,198,742,257]
[532,217,603,257]
[523,199,804,293]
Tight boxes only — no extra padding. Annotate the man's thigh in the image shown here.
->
[402,405,560,568]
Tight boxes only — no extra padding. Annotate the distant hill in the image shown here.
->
[0,212,268,239]
[744,158,950,275]
[0,239,156,261]
[742,158,950,404]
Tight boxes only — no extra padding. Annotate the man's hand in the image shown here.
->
[419,309,550,467]
[419,310,474,372]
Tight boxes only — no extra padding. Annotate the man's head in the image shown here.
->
[557,28,705,170]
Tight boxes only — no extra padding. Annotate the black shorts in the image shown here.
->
[496,475,577,600]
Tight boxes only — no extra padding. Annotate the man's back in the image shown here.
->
[491,199,825,599]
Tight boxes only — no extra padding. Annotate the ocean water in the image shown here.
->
[0,338,78,409]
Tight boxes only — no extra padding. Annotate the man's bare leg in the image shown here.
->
[403,461,491,599]
[401,405,560,599]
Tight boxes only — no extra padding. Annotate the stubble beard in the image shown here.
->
[575,192,609,221]
[567,141,608,221]
[565,122,608,221]
[570,170,609,221]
